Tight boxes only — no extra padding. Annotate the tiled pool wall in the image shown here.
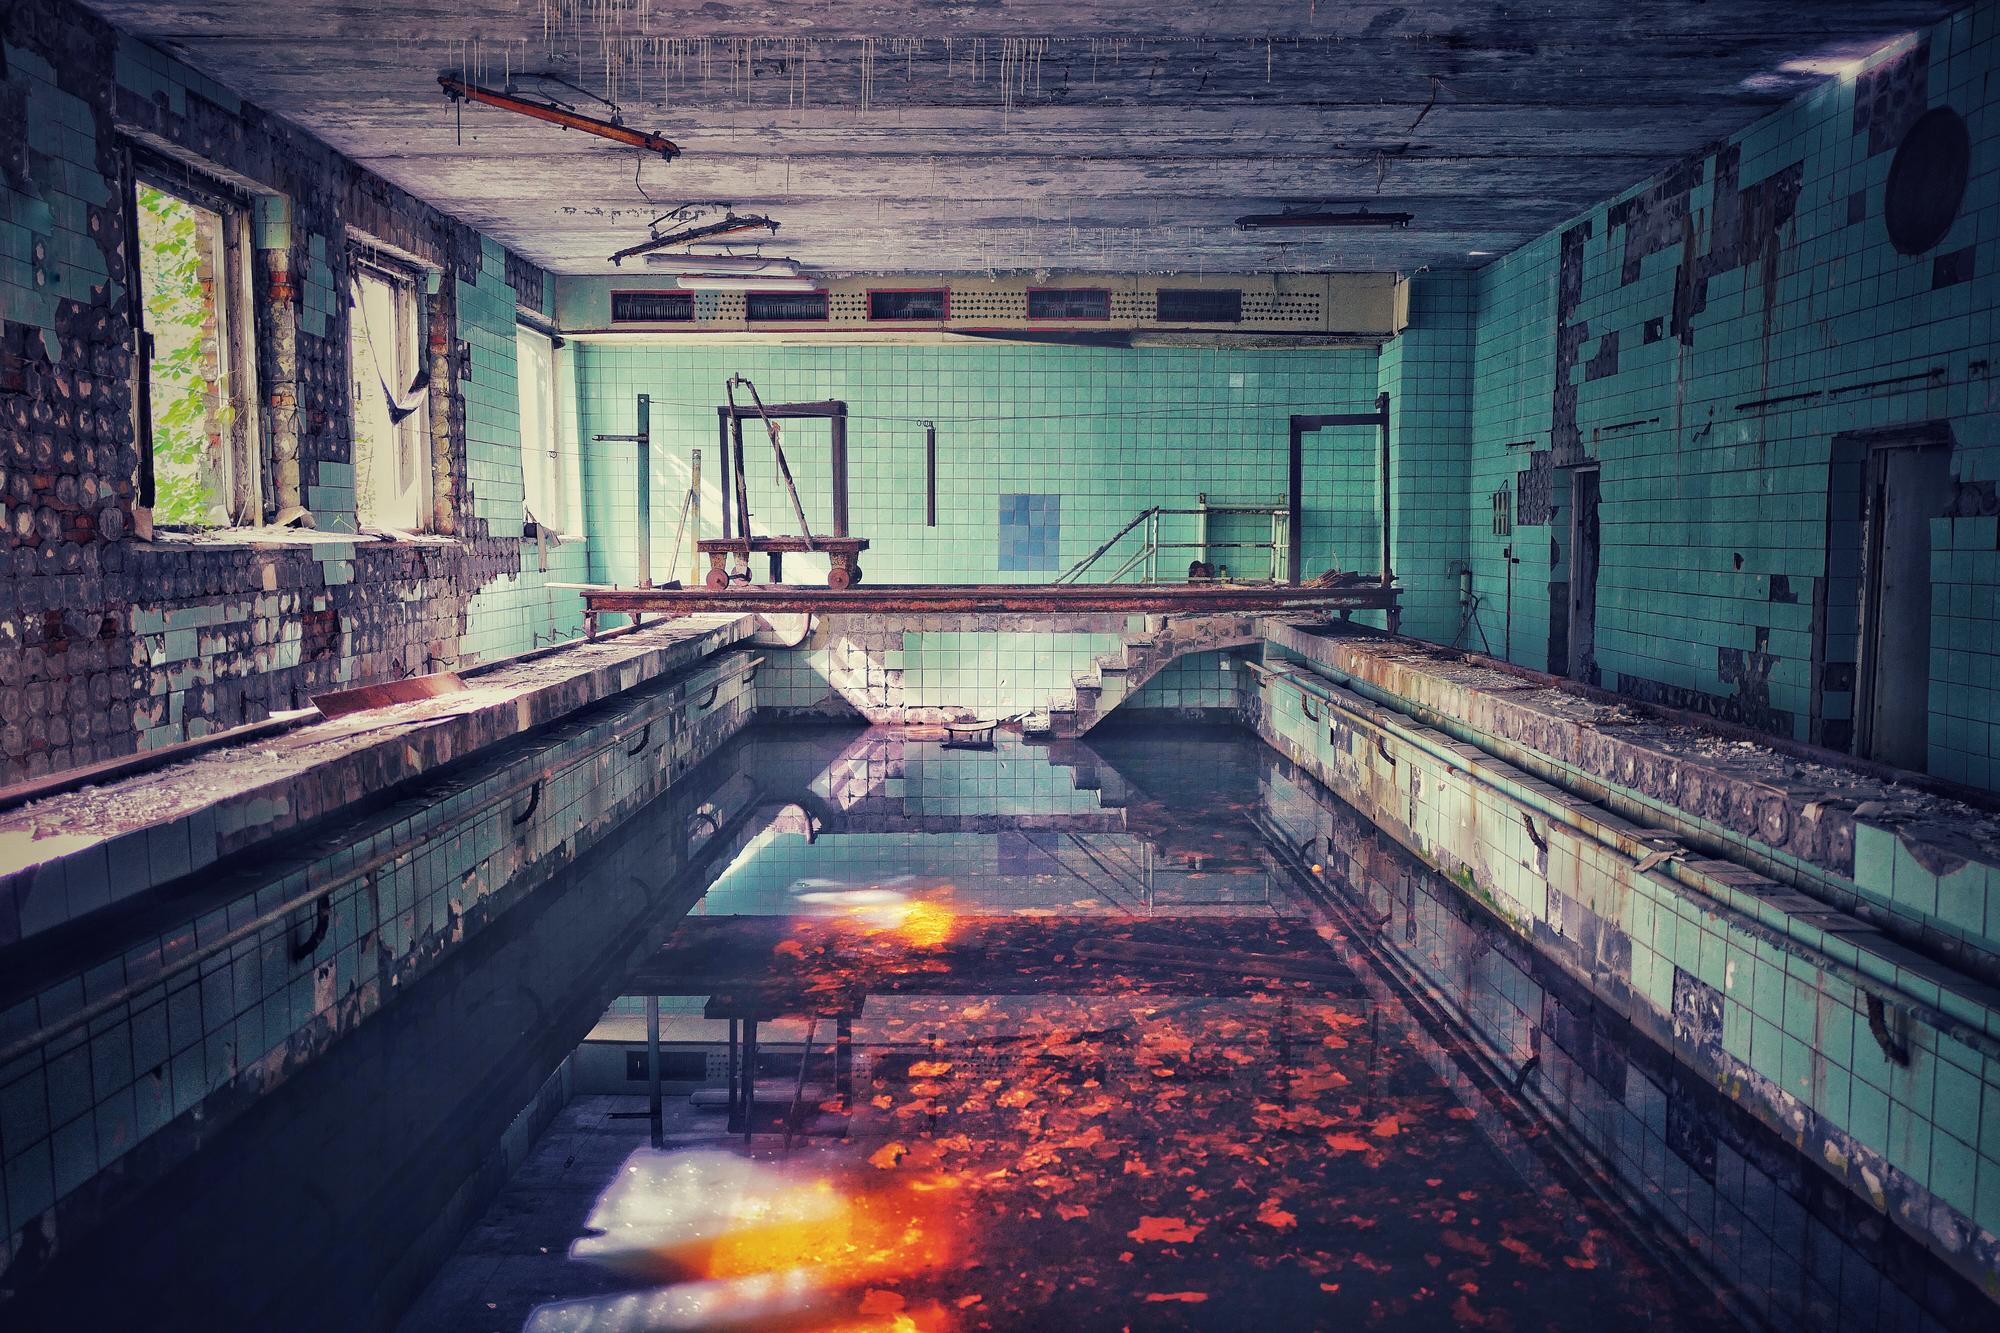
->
[1264,624,2000,993]
[1264,757,1981,1331]
[0,649,757,1278]
[1253,653,2000,1292]
[1461,9,2000,786]
[572,342,1386,591]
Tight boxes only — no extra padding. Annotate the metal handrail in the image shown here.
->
[1057,500,1290,584]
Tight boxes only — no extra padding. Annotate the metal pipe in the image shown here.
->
[438,75,680,158]
[592,393,652,588]
[924,421,937,527]
[688,450,702,586]
[1377,392,1393,587]
[646,994,663,1148]
[636,394,651,587]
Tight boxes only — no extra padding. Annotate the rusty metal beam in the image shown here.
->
[580,581,1398,619]
[438,75,680,159]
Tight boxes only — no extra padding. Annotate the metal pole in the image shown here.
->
[646,994,663,1148]
[636,393,653,588]
[1287,417,1304,585]
[688,449,702,586]
[1377,391,1392,588]
[742,1019,758,1143]
[924,422,936,527]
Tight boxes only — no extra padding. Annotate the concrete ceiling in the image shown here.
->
[82,1,1952,277]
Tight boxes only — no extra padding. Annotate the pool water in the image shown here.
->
[402,726,1987,1333]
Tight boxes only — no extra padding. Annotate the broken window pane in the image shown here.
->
[517,325,559,529]
[350,261,431,532]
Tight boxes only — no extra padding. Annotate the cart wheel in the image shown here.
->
[706,567,731,590]
[826,563,853,590]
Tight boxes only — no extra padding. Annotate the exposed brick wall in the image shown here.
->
[0,0,581,781]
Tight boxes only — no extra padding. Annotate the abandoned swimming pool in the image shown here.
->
[5,723,1990,1331]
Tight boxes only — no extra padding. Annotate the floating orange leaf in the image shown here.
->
[1256,1199,1298,1230]
[869,1142,909,1169]
[1128,1216,1204,1244]
[1143,1292,1209,1303]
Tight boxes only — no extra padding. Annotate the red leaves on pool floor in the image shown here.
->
[709,915,1725,1329]
[1128,1216,1205,1244]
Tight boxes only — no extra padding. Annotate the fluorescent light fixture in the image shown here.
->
[673,275,816,292]
[642,254,801,276]
[1236,208,1413,230]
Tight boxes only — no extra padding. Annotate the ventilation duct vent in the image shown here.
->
[612,291,696,323]
[1028,287,1111,320]
[746,291,829,322]
[869,289,949,320]
[1156,288,1243,323]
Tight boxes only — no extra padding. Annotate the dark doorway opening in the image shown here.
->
[1566,466,1601,685]
[1855,427,1954,771]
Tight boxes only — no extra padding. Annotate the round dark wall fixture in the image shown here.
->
[1883,106,1970,255]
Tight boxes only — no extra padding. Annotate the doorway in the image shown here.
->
[1856,434,1953,770]
[1566,466,1601,685]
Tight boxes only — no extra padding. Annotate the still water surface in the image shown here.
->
[405,727,1986,1333]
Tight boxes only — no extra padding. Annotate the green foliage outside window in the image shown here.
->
[137,184,236,526]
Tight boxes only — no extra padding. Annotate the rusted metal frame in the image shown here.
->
[716,395,853,540]
[1058,506,1161,584]
[727,375,816,549]
[607,214,777,267]
[592,394,653,587]
[1290,395,1393,589]
[438,75,681,158]
[581,583,1399,618]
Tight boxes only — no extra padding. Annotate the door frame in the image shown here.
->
[1851,420,1954,764]
[1564,463,1602,685]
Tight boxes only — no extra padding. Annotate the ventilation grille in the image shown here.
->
[869,289,948,320]
[1028,287,1111,320]
[746,291,829,321]
[612,290,696,322]
[1156,288,1243,323]
[581,277,1398,335]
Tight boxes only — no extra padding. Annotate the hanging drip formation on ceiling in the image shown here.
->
[439,16,1387,276]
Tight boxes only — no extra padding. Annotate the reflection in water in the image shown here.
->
[398,727,1990,1333]
[479,728,1761,1332]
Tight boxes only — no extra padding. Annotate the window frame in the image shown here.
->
[515,319,569,535]
[347,250,434,533]
[128,149,265,529]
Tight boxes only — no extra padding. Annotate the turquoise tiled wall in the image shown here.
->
[1454,5,2000,789]
[1122,649,1249,713]
[1377,273,1476,643]
[458,236,590,658]
[574,343,1382,588]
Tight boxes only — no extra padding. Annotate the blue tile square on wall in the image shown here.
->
[999,493,1061,571]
